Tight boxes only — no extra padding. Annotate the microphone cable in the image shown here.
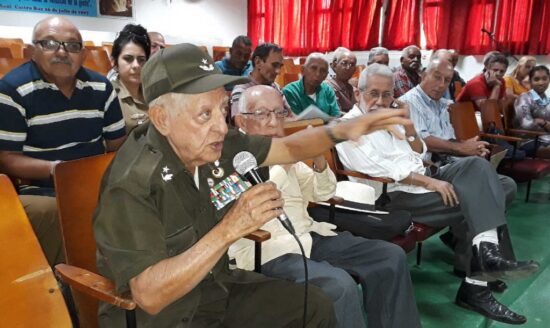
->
[289,231,308,328]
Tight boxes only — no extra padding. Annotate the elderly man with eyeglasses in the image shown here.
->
[326,47,358,113]
[0,16,126,267]
[231,84,421,328]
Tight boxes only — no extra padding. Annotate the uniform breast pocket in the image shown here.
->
[166,225,198,257]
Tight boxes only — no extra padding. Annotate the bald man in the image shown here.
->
[393,45,422,98]
[283,53,341,117]
[326,47,358,112]
[148,31,166,56]
[0,16,126,266]
[431,49,465,101]
[232,85,420,328]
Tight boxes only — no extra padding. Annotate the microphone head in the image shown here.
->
[233,151,258,175]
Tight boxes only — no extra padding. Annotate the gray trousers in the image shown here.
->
[262,231,421,328]
[388,157,509,274]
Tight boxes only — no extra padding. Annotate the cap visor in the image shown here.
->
[172,74,250,94]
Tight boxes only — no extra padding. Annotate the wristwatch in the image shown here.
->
[407,135,416,142]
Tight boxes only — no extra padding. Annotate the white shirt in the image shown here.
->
[228,162,338,271]
[335,105,431,197]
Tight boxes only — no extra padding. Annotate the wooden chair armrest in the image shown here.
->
[479,132,523,143]
[336,169,394,184]
[244,229,271,242]
[507,129,548,138]
[55,263,136,311]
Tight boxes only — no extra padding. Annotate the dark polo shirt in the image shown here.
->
[93,123,272,327]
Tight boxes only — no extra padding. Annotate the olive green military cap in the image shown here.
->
[141,43,249,104]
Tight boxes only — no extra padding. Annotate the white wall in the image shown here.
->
[0,0,247,51]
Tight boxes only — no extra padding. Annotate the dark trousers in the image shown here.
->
[261,232,421,328]
[388,157,509,274]
[192,274,337,328]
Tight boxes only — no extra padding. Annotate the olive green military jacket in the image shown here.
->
[93,123,272,327]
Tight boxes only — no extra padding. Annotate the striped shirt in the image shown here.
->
[0,61,125,188]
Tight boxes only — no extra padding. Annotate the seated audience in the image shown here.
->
[514,65,550,158]
[402,58,517,206]
[337,64,539,325]
[148,31,166,56]
[110,24,150,134]
[368,46,390,66]
[504,56,536,98]
[283,53,341,117]
[326,47,358,112]
[431,49,465,101]
[393,45,422,98]
[0,16,126,266]
[231,85,420,328]
[93,43,411,326]
[457,51,509,111]
[214,35,253,90]
[230,42,289,118]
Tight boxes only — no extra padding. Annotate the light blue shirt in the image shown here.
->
[399,86,455,161]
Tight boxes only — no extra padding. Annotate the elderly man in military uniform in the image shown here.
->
[93,43,412,327]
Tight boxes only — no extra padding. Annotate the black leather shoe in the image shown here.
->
[470,242,540,281]
[488,280,508,293]
[455,281,526,325]
[452,268,508,292]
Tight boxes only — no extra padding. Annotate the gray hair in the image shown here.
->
[430,49,450,61]
[424,58,454,74]
[304,52,328,67]
[401,45,420,58]
[238,85,283,114]
[332,47,352,63]
[149,93,187,118]
[358,63,394,91]
[367,47,389,64]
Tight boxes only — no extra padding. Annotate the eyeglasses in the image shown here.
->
[363,91,393,100]
[241,108,289,121]
[33,39,83,53]
[338,60,356,69]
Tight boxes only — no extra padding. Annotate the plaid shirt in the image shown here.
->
[393,66,421,98]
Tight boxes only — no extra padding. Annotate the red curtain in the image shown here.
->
[382,0,420,50]
[422,0,498,54]
[248,0,382,56]
[494,0,535,54]
[522,0,550,54]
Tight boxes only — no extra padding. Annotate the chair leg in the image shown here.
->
[254,241,262,273]
[416,242,423,266]
[525,180,532,203]
[125,309,136,328]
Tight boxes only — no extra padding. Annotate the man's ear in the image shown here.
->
[330,60,337,71]
[400,56,404,64]
[149,105,171,136]
[354,88,361,101]
[234,115,245,131]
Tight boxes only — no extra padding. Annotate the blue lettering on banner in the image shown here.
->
[0,0,97,17]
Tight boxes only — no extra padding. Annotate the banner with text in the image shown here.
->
[0,0,97,17]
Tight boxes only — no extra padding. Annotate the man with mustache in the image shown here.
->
[393,45,422,98]
[0,16,126,267]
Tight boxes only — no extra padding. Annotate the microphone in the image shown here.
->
[481,28,494,37]
[233,151,296,235]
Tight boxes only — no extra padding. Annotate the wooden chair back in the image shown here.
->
[83,47,111,76]
[0,58,28,78]
[480,99,504,132]
[212,46,229,61]
[0,175,72,327]
[448,101,481,140]
[83,41,95,47]
[283,118,324,136]
[282,58,302,74]
[23,44,35,59]
[0,39,24,58]
[0,47,13,58]
[54,152,116,328]
[500,98,516,130]
[453,81,464,100]
[101,42,113,57]
[352,65,366,79]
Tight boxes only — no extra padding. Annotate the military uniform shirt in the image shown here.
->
[93,123,272,327]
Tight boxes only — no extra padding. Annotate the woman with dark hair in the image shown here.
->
[514,65,550,158]
[111,24,151,134]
